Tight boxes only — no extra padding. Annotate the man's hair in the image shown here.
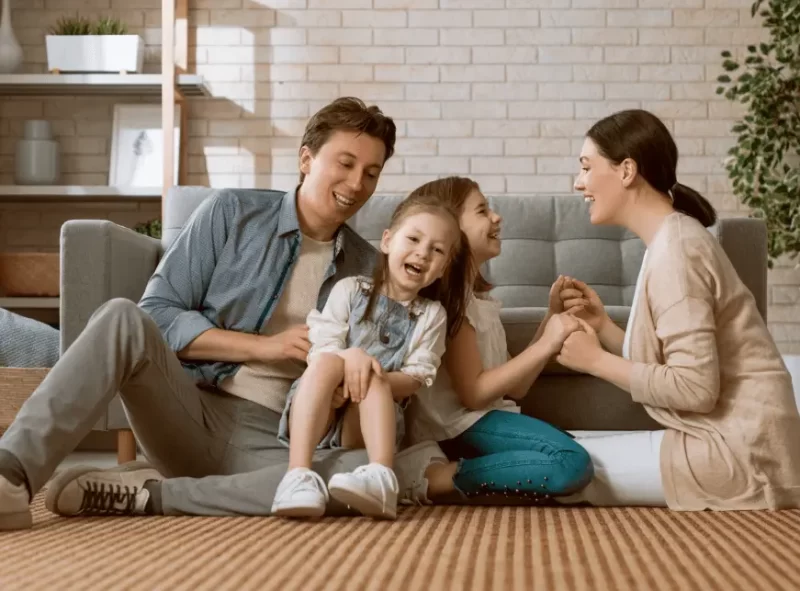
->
[298,97,397,183]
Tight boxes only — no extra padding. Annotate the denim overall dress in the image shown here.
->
[278,278,427,450]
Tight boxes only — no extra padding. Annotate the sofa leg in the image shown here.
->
[117,429,137,464]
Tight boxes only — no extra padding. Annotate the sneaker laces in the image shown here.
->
[78,481,140,515]
[354,465,396,514]
[283,469,327,498]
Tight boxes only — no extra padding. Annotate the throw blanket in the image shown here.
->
[0,308,59,367]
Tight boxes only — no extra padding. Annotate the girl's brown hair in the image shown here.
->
[406,176,493,293]
[362,193,471,339]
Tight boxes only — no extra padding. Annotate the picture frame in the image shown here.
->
[109,104,181,187]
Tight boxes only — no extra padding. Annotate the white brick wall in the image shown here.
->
[1,0,798,352]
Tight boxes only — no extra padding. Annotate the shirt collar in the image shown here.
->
[277,185,347,257]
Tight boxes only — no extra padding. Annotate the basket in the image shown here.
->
[0,369,49,432]
[0,252,60,297]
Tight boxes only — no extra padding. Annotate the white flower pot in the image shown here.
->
[45,35,144,73]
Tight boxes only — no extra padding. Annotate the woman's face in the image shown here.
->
[459,189,502,264]
[574,137,627,226]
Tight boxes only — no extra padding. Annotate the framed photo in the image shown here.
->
[109,104,181,187]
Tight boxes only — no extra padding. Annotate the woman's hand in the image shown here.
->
[556,317,605,374]
[560,277,609,333]
[338,348,383,403]
[331,386,347,409]
[541,313,583,356]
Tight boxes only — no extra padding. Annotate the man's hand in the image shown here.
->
[253,324,311,363]
[338,348,383,403]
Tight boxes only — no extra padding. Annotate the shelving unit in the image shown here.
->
[0,74,208,97]
[0,185,161,202]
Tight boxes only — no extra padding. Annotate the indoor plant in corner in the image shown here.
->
[717,0,800,400]
[716,0,800,268]
[45,16,143,74]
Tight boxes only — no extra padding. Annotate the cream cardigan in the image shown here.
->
[627,212,800,510]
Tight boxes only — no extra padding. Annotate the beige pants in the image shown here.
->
[0,299,369,516]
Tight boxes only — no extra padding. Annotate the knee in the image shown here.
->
[311,352,344,373]
[95,298,145,324]
[561,447,594,491]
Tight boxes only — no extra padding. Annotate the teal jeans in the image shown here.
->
[440,410,594,502]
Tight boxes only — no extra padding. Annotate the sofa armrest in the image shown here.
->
[60,220,161,354]
[715,217,768,322]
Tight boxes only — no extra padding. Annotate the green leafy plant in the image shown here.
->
[49,15,92,35]
[716,0,800,266]
[134,219,162,240]
[49,15,128,36]
[92,17,128,35]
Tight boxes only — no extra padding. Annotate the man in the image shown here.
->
[0,97,445,529]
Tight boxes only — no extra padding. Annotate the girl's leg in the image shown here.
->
[441,411,594,499]
[287,353,345,469]
[558,431,666,507]
[340,374,395,468]
[329,374,399,519]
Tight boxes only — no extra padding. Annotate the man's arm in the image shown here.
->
[139,191,235,354]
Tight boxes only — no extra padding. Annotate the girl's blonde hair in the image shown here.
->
[362,193,471,339]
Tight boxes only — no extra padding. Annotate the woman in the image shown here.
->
[556,109,800,510]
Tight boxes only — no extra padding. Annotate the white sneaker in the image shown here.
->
[394,441,449,506]
[271,468,329,518]
[0,476,32,530]
[328,463,399,520]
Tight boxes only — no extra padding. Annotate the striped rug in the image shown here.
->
[1,496,799,590]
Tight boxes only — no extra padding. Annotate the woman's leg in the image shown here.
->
[287,353,345,469]
[558,431,667,507]
[440,411,594,499]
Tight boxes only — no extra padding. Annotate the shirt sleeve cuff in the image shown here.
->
[164,310,216,352]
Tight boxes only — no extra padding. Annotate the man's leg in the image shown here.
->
[0,299,234,509]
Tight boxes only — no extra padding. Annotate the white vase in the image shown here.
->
[15,120,60,185]
[0,0,22,73]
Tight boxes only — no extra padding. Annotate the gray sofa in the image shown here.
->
[60,187,768,433]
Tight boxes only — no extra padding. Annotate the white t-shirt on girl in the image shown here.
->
[406,293,520,444]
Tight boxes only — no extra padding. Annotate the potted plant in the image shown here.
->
[716,0,800,268]
[45,15,143,74]
[134,219,162,240]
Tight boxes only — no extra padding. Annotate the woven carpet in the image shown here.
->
[1,496,799,590]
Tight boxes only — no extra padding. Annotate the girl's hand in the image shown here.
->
[560,277,608,333]
[541,313,583,356]
[556,317,604,374]
[338,348,383,403]
[547,275,570,315]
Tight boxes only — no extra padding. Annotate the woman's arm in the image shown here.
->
[597,315,626,356]
[559,294,720,414]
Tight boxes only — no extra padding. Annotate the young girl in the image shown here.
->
[272,194,471,520]
[404,177,595,503]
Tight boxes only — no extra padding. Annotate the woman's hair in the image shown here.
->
[586,109,717,227]
[406,176,493,293]
[362,193,471,339]
[298,97,397,183]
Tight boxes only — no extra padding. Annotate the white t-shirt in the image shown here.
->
[407,294,520,443]
[623,250,649,361]
[219,234,333,412]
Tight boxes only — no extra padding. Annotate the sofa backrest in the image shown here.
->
[165,187,644,308]
[352,194,644,308]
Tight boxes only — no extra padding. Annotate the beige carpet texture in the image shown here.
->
[1,496,799,590]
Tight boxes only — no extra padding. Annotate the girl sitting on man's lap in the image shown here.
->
[271,193,471,520]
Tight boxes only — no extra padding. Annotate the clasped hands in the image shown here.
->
[541,275,608,374]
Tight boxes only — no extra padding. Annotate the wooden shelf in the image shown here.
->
[0,297,59,309]
[0,74,209,97]
[0,185,161,202]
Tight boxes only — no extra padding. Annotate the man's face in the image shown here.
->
[298,130,386,227]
